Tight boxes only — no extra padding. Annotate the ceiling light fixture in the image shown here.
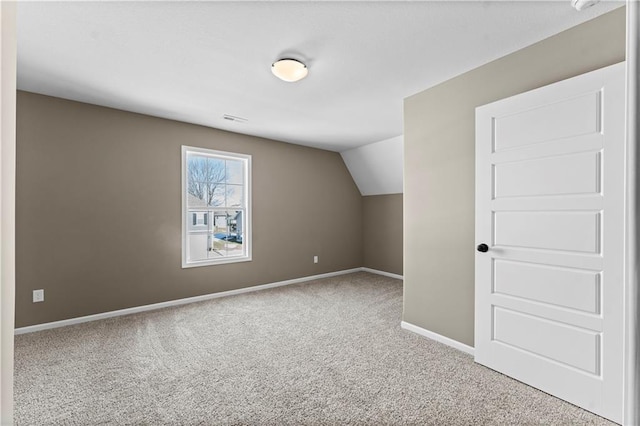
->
[271,58,308,82]
[571,0,600,11]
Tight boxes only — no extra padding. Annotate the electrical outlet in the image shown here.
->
[313,255,318,264]
[33,289,44,303]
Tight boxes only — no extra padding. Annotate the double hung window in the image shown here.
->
[182,146,251,267]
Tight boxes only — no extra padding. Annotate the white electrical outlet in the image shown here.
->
[33,289,44,303]
[313,255,318,264]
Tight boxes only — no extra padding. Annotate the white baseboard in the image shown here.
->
[361,267,403,280]
[401,321,475,356]
[14,268,362,335]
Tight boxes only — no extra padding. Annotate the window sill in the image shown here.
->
[182,256,252,269]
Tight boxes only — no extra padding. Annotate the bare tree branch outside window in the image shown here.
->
[187,156,226,206]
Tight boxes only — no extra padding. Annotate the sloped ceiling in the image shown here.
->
[341,136,403,196]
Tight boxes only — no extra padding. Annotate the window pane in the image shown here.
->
[186,181,208,208]
[206,158,226,183]
[226,184,243,208]
[210,210,244,258]
[187,155,208,183]
[226,160,244,185]
[188,154,226,185]
[207,184,226,207]
[188,211,208,231]
[225,238,243,257]
[212,211,228,232]
[187,233,209,262]
[227,210,244,244]
[208,232,227,258]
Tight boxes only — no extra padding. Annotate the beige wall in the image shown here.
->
[403,8,626,347]
[362,194,402,276]
[16,92,363,328]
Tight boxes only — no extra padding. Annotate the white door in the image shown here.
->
[475,62,625,423]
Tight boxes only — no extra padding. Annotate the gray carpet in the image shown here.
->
[14,272,614,425]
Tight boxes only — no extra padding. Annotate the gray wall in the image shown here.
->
[403,8,626,347]
[362,194,403,276]
[16,92,363,328]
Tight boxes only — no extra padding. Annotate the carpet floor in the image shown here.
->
[14,272,614,425]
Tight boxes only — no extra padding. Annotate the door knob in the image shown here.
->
[477,243,489,253]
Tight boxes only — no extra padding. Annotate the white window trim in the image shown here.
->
[181,145,252,268]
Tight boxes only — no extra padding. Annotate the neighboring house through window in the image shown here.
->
[182,146,251,267]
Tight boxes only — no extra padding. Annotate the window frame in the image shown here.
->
[181,145,252,268]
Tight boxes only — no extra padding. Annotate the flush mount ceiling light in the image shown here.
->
[571,0,600,11]
[271,58,308,82]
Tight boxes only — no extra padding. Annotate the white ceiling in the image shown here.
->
[17,1,622,152]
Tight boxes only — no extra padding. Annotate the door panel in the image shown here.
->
[475,62,625,423]
[493,91,600,151]
[493,307,600,374]
[493,260,600,313]
[494,211,600,253]
[494,151,600,198]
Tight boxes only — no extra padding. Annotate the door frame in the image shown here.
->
[624,1,639,425]
[0,2,16,424]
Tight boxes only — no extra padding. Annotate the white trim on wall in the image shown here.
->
[625,2,639,425]
[14,268,363,335]
[14,267,402,335]
[0,3,17,424]
[401,321,475,356]
[361,267,403,280]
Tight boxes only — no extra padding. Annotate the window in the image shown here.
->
[182,146,251,267]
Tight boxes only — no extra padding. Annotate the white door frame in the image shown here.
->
[0,2,16,424]
[624,1,639,425]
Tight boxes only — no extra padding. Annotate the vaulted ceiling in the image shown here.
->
[17,1,622,152]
